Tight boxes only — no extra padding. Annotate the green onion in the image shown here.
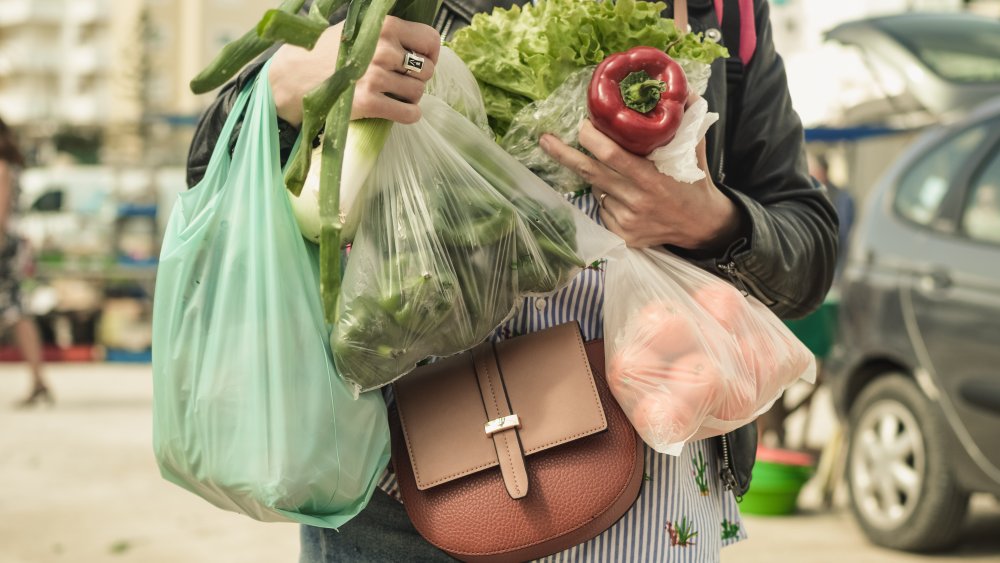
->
[192,0,442,323]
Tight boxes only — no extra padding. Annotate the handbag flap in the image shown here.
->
[394,322,608,490]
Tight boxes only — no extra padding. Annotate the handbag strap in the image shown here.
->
[674,0,688,33]
[472,341,530,500]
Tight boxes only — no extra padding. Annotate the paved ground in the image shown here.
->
[1,363,998,563]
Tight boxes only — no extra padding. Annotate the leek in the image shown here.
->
[192,0,441,322]
[287,118,391,243]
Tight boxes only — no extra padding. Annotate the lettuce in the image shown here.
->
[448,0,728,135]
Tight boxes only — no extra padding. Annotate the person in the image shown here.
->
[809,152,854,280]
[0,117,51,408]
[186,0,837,560]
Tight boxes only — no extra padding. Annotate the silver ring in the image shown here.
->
[402,51,425,75]
[599,192,609,209]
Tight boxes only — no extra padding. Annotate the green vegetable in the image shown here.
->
[448,0,728,135]
[190,0,311,94]
[334,246,462,390]
[288,118,394,244]
[192,0,441,324]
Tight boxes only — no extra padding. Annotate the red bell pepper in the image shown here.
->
[587,46,688,156]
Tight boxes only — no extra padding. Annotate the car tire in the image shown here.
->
[846,374,969,551]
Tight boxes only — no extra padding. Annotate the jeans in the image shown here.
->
[299,490,456,562]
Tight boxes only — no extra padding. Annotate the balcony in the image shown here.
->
[0,45,60,75]
[59,96,106,126]
[0,92,54,123]
[66,46,108,76]
[66,0,108,25]
[0,0,63,26]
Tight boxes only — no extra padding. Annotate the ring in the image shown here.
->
[599,192,609,209]
[402,51,425,75]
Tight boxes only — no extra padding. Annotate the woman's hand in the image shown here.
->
[540,119,744,251]
[269,16,441,127]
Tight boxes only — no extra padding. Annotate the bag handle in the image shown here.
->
[674,0,688,33]
[192,74,257,191]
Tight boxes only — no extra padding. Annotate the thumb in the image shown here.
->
[696,136,710,175]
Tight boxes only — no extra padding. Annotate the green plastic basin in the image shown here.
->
[740,459,814,516]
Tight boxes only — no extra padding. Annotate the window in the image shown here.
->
[961,148,1000,245]
[894,123,991,228]
[881,16,1000,84]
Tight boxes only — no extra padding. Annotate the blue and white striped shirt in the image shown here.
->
[378,191,747,562]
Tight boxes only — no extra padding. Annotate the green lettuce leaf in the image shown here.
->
[449,0,729,135]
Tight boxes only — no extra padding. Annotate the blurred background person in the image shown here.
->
[0,117,51,407]
[810,152,855,281]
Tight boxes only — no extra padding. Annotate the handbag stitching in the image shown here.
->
[397,339,645,559]
[401,326,607,488]
[426,390,643,557]
[476,347,525,497]
[438,419,643,557]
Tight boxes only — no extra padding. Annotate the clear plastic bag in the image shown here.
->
[333,94,621,392]
[604,247,816,455]
[152,65,389,528]
[499,67,595,194]
[425,46,492,134]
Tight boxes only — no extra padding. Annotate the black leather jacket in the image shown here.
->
[184,0,838,497]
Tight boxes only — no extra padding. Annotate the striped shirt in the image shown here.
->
[377,192,747,562]
[378,3,747,559]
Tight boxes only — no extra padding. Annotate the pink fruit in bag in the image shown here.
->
[609,350,722,448]
[691,283,748,333]
[631,302,703,358]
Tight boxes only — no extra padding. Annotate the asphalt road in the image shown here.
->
[2,364,998,563]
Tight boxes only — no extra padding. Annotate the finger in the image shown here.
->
[366,67,426,104]
[578,120,660,189]
[354,81,422,123]
[598,207,638,248]
[400,50,437,82]
[685,91,699,109]
[696,136,710,175]
[372,44,437,82]
[383,17,441,63]
[539,134,615,188]
[373,96,422,124]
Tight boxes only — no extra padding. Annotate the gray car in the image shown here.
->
[824,96,1000,552]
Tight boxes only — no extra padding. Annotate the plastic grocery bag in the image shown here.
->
[333,94,622,392]
[604,246,816,455]
[425,46,492,134]
[151,63,390,528]
[500,60,718,192]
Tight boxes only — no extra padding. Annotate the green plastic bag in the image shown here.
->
[151,63,390,528]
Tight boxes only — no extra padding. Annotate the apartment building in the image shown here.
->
[0,0,280,165]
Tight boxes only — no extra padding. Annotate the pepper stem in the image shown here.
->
[619,70,667,114]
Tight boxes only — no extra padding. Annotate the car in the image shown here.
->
[825,12,1000,126]
[823,95,1000,552]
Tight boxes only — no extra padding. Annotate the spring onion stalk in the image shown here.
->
[288,118,391,243]
[257,10,329,49]
[192,0,442,323]
[189,0,309,94]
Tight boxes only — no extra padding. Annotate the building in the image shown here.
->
[0,0,280,166]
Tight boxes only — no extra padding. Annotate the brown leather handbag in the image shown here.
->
[389,322,644,562]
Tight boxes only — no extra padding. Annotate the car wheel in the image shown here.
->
[846,374,969,551]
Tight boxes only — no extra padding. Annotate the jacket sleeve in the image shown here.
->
[187,56,260,188]
[714,0,839,320]
[185,49,304,188]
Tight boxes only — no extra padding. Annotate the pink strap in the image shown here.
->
[675,0,688,33]
[714,0,757,66]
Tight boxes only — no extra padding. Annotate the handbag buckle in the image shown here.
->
[484,414,521,436]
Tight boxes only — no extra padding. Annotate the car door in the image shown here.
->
[897,125,1000,482]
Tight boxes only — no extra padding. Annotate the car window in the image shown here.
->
[961,148,1000,245]
[880,17,1000,83]
[894,123,991,228]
